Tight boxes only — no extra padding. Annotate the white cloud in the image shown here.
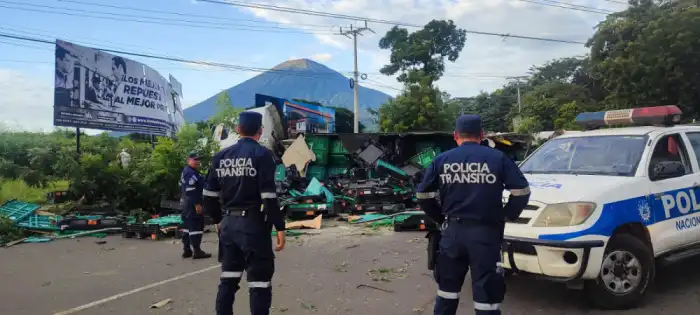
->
[0,69,55,132]
[310,53,333,62]
[233,0,618,96]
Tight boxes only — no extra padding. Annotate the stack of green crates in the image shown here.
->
[327,139,352,177]
[305,135,330,166]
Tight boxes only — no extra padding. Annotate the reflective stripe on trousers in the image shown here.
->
[474,302,500,311]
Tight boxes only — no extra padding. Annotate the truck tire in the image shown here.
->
[585,233,655,309]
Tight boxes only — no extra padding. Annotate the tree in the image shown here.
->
[375,20,467,131]
[211,90,241,131]
[379,20,467,87]
[518,82,599,130]
[332,107,366,133]
[374,84,460,132]
[588,1,700,117]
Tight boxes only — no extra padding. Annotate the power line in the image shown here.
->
[519,0,613,14]
[0,24,164,55]
[198,0,587,44]
[0,28,524,80]
[0,1,335,35]
[56,0,336,29]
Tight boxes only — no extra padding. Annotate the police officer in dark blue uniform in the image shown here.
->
[416,114,530,315]
[179,151,212,260]
[202,111,286,315]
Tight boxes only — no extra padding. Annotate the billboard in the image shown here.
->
[53,39,184,136]
[253,94,335,135]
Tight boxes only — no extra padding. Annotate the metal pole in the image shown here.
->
[76,127,81,155]
[338,22,373,134]
[352,31,360,133]
[516,81,522,113]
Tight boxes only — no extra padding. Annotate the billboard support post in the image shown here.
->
[75,127,81,165]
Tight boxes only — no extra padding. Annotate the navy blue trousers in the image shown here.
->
[215,216,275,315]
[433,221,505,315]
[181,214,204,253]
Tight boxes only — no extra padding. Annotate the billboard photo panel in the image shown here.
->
[53,39,181,136]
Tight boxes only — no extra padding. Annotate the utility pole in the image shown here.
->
[507,76,528,113]
[339,21,374,133]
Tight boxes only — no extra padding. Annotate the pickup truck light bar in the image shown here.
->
[574,105,682,129]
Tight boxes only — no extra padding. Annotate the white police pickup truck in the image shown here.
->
[502,105,700,309]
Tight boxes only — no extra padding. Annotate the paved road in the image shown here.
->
[2,225,700,315]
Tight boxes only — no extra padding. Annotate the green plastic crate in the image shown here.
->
[146,215,183,226]
[328,154,352,166]
[328,166,349,177]
[415,141,436,153]
[305,135,330,151]
[376,160,407,176]
[0,200,40,222]
[409,147,441,168]
[306,165,327,180]
[17,214,63,231]
[330,139,349,155]
[313,150,329,165]
[275,164,286,182]
[306,135,330,165]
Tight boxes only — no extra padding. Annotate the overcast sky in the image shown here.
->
[0,0,621,132]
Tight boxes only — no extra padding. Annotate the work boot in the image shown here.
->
[182,250,193,259]
[193,251,212,259]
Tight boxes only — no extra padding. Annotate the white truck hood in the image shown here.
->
[518,173,636,204]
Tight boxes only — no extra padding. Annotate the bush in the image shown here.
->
[0,214,24,244]
[0,179,69,204]
[1,118,224,215]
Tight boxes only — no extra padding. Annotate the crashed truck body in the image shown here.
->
[210,101,530,165]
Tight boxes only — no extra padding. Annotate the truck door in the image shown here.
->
[679,132,700,243]
[648,133,696,254]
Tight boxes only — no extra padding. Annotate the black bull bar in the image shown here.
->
[501,236,605,282]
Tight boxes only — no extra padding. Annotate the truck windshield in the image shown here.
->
[520,135,648,176]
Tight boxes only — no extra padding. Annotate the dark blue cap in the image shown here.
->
[239,111,263,135]
[456,114,482,134]
[187,151,201,160]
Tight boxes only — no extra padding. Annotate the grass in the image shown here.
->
[0,179,70,205]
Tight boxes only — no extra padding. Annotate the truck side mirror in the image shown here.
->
[651,161,685,181]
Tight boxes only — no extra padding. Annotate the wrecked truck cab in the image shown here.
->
[212,103,287,153]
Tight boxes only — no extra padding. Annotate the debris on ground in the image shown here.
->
[0,200,126,246]
[150,298,172,309]
[285,215,322,230]
[356,284,394,293]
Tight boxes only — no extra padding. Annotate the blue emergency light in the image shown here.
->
[574,105,682,129]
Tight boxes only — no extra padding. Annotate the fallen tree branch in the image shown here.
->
[356,284,394,293]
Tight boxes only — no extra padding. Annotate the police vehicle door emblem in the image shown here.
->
[638,200,651,223]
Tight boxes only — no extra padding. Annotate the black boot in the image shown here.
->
[193,250,212,259]
[182,250,193,258]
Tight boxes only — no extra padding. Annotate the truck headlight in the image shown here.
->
[531,202,596,227]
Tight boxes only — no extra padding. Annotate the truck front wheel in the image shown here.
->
[585,234,655,309]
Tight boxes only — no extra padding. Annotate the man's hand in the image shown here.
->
[195,204,203,215]
[275,231,286,252]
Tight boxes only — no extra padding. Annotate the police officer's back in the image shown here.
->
[415,114,530,315]
[179,151,211,259]
[203,112,286,315]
